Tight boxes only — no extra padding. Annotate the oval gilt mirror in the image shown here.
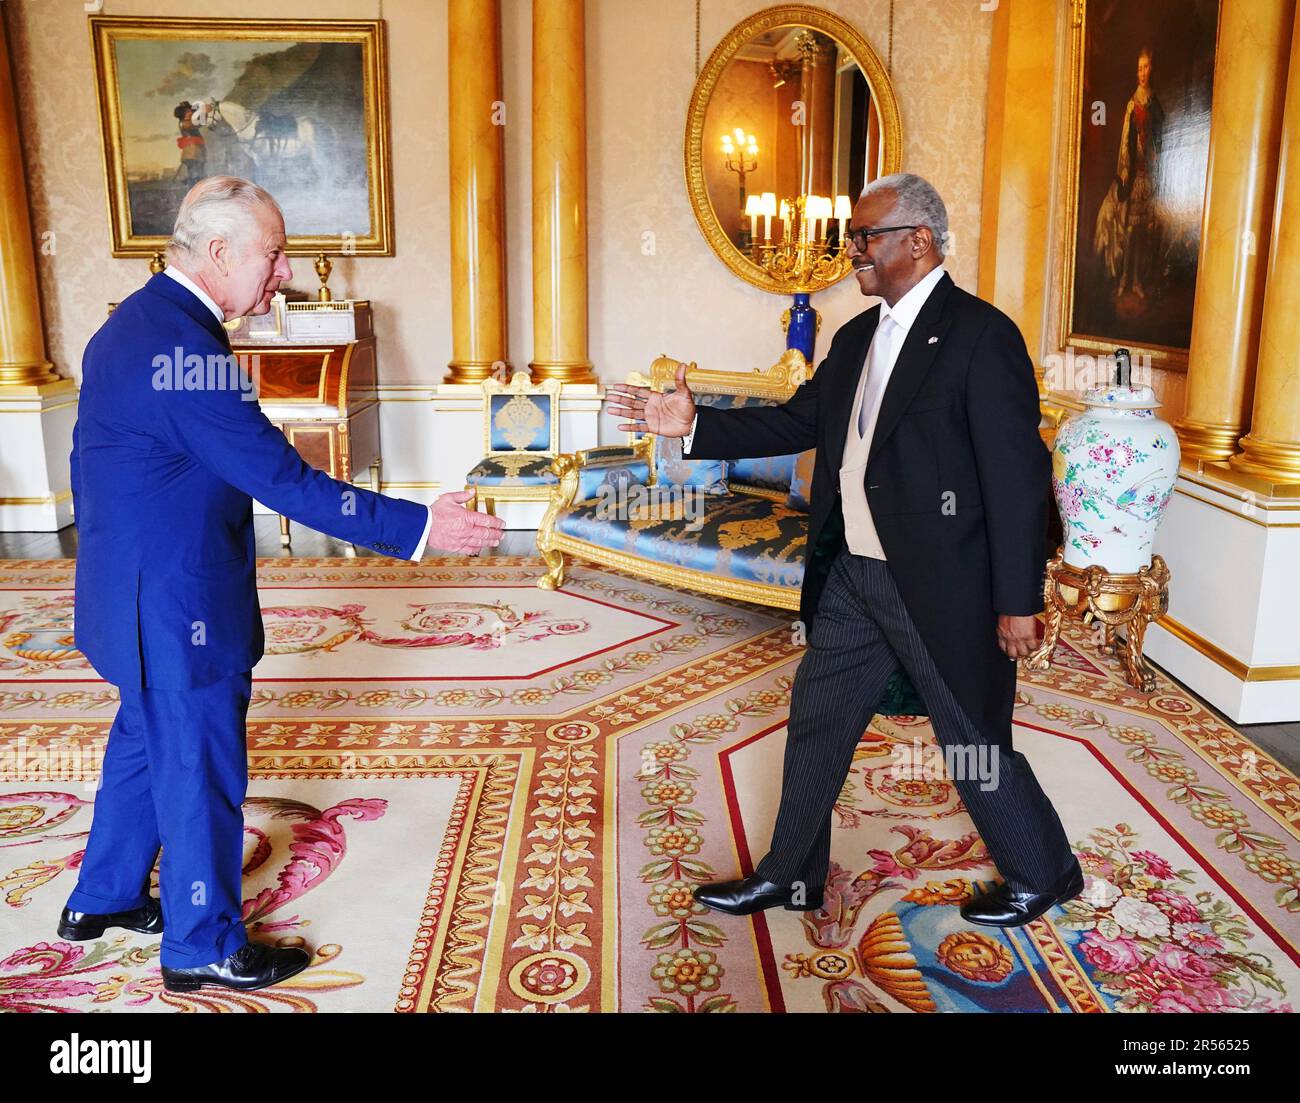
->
[685,5,903,294]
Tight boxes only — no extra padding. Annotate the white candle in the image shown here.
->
[834,195,852,248]
[744,194,762,244]
[759,193,777,243]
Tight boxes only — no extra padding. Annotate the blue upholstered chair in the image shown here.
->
[464,370,562,515]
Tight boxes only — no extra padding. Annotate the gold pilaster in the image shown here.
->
[529,0,594,385]
[1232,7,1300,482]
[0,13,60,391]
[978,0,1057,405]
[1176,0,1294,463]
[445,0,511,385]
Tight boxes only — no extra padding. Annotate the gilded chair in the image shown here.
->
[464,370,563,516]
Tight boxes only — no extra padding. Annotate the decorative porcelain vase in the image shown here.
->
[1051,351,1181,574]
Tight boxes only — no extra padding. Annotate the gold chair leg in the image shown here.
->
[279,514,291,548]
[370,458,382,492]
[538,547,566,590]
[1119,618,1157,693]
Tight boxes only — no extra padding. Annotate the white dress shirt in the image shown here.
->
[164,264,225,322]
[840,263,947,558]
[163,265,432,559]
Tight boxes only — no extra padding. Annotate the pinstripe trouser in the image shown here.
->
[753,547,1081,896]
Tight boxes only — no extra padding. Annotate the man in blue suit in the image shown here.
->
[60,176,504,992]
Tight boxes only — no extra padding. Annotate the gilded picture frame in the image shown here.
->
[89,16,394,257]
[1057,0,1220,372]
[684,4,903,295]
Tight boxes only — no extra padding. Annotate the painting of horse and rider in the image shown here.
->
[91,18,393,256]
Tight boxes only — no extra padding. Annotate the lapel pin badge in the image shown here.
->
[928,336,939,345]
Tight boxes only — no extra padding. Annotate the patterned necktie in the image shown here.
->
[857,314,898,438]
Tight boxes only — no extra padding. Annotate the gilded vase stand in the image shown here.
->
[1024,548,1171,693]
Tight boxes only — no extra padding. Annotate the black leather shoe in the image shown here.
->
[160,941,311,993]
[960,864,1085,928]
[692,874,824,916]
[58,898,163,940]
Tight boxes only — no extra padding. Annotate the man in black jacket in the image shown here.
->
[607,173,1082,928]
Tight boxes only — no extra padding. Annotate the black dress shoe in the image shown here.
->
[58,898,163,940]
[692,874,824,916]
[160,941,311,993]
[960,864,1085,928]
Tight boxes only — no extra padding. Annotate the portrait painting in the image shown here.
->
[1062,0,1219,368]
[90,17,393,256]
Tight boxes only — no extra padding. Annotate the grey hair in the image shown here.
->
[860,172,949,258]
[168,176,282,262]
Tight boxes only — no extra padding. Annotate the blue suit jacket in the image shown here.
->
[71,273,428,689]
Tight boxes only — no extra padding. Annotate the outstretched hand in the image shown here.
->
[427,490,505,555]
[605,362,697,438]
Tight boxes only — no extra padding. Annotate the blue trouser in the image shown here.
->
[66,670,252,969]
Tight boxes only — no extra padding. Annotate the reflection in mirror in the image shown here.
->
[703,25,883,257]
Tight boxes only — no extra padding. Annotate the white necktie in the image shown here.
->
[857,315,898,437]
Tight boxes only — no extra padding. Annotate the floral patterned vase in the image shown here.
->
[1051,382,1180,573]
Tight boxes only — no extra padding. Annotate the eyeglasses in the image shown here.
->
[845,224,920,252]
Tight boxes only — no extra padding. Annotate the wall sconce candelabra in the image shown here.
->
[721,128,758,245]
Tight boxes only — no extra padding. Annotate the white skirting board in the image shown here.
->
[0,385,78,533]
[1145,471,1300,724]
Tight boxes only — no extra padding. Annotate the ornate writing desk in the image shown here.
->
[228,299,382,551]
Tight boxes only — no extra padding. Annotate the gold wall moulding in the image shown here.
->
[1185,461,1300,503]
[684,5,903,294]
[0,377,76,399]
[1154,613,1300,683]
[0,491,73,507]
[89,16,394,257]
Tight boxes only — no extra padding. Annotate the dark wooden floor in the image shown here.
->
[2,520,1296,774]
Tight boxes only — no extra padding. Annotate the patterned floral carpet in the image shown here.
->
[0,556,1296,1012]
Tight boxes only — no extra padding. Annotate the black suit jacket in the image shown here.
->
[686,270,1049,739]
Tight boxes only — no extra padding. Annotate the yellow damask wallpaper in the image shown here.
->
[7,0,992,387]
